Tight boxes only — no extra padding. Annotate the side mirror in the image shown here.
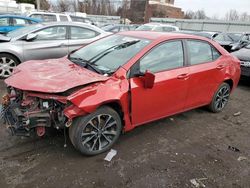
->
[144,70,155,89]
[26,33,37,41]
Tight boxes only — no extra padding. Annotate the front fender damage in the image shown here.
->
[66,77,133,132]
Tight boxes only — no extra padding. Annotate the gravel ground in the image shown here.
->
[0,79,250,188]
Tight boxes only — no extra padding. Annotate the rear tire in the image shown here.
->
[208,83,231,113]
[0,53,19,78]
[69,106,122,156]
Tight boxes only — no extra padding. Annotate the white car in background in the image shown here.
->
[28,12,72,22]
[136,23,179,32]
[27,12,94,24]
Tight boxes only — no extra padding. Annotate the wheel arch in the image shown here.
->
[224,79,234,91]
[99,100,124,124]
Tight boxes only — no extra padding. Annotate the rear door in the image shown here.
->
[23,26,68,61]
[184,39,223,109]
[129,40,189,125]
[68,26,100,53]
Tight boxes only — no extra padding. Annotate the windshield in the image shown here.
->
[69,34,151,74]
[228,33,242,42]
[6,24,43,38]
[136,25,154,31]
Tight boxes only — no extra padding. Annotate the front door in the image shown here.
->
[23,26,68,61]
[129,40,189,126]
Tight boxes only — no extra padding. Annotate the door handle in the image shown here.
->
[177,73,189,80]
[59,43,66,47]
[216,64,225,70]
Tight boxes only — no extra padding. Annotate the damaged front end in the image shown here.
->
[0,87,81,137]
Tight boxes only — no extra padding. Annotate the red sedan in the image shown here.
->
[2,31,241,155]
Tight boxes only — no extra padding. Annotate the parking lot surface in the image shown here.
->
[0,79,250,188]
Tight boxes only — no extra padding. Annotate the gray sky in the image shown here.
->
[175,0,250,18]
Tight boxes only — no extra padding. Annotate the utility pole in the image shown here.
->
[123,0,127,24]
[36,0,40,11]
[75,0,79,12]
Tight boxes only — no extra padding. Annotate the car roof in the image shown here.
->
[28,12,68,16]
[40,21,102,30]
[0,14,40,21]
[144,23,178,27]
[118,31,211,41]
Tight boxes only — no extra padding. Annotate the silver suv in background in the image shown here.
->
[0,22,110,78]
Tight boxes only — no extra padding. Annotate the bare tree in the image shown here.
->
[225,9,239,21]
[240,12,250,22]
[57,0,69,12]
[184,10,195,19]
[184,10,207,19]
[40,0,50,10]
[195,10,206,19]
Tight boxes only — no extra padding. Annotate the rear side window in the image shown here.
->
[140,41,184,73]
[43,14,57,22]
[30,14,43,20]
[70,16,84,22]
[70,26,98,39]
[163,27,175,32]
[187,40,220,65]
[13,18,29,26]
[59,15,68,21]
[0,18,9,26]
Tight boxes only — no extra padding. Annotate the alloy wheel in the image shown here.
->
[81,114,118,152]
[0,57,17,78]
[214,85,230,111]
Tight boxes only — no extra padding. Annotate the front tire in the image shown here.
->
[69,106,122,156]
[208,82,231,113]
[0,53,19,78]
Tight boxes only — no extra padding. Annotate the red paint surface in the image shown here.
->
[5,32,241,132]
[5,58,108,93]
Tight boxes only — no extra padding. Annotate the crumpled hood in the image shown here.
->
[5,58,108,93]
[231,48,250,61]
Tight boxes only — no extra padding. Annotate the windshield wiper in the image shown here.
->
[89,40,140,63]
[68,56,103,74]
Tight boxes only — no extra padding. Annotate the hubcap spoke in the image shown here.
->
[88,120,98,131]
[103,130,117,136]
[98,137,102,150]
[81,131,96,137]
[90,137,99,151]
[104,121,116,130]
[82,134,96,146]
[102,133,112,143]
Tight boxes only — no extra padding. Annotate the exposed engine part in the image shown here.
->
[36,126,45,137]
[65,119,72,128]
[2,88,68,137]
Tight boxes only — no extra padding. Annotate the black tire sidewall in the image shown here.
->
[70,106,122,156]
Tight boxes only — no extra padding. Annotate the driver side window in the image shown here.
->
[140,41,184,73]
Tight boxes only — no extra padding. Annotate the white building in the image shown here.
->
[0,0,18,13]
[0,0,35,14]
